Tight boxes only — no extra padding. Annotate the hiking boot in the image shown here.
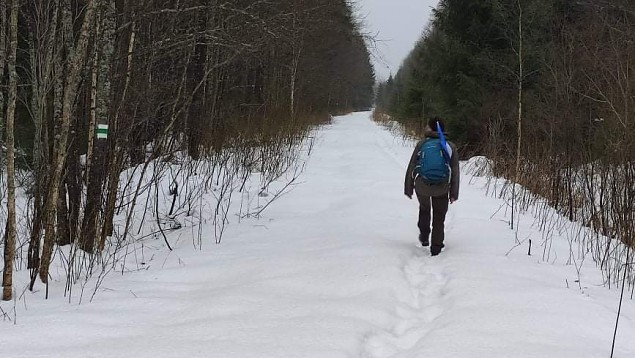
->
[430,244,445,256]
[419,233,429,247]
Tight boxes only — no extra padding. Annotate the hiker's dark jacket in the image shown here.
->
[404,131,460,200]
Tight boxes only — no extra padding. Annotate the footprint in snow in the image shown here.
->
[360,247,450,357]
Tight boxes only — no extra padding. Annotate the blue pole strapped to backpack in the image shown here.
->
[436,121,452,163]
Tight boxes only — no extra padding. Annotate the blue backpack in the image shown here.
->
[417,138,450,184]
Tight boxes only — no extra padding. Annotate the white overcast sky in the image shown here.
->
[356,0,440,81]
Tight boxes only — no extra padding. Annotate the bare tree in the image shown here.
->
[2,0,18,301]
[0,0,6,145]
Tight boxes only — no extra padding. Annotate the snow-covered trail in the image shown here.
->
[2,112,635,358]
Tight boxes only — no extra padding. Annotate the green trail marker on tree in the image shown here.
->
[97,124,108,139]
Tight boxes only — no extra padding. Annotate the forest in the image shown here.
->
[376,0,634,286]
[0,0,374,301]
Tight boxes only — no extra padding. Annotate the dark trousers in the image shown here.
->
[416,193,449,250]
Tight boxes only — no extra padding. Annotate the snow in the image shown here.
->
[2,111,635,357]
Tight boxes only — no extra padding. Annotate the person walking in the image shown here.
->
[404,118,459,256]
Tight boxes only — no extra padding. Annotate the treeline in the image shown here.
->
[377,0,632,150]
[378,0,634,285]
[0,0,374,300]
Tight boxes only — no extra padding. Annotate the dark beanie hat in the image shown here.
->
[428,117,445,133]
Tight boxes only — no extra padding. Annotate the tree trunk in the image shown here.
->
[56,184,71,245]
[93,0,115,251]
[81,0,113,252]
[29,0,64,287]
[0,0,6,145]
[101,18,135,242]
[80,14,101,253]
[2,0,19,301]
[39,0,98,284]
